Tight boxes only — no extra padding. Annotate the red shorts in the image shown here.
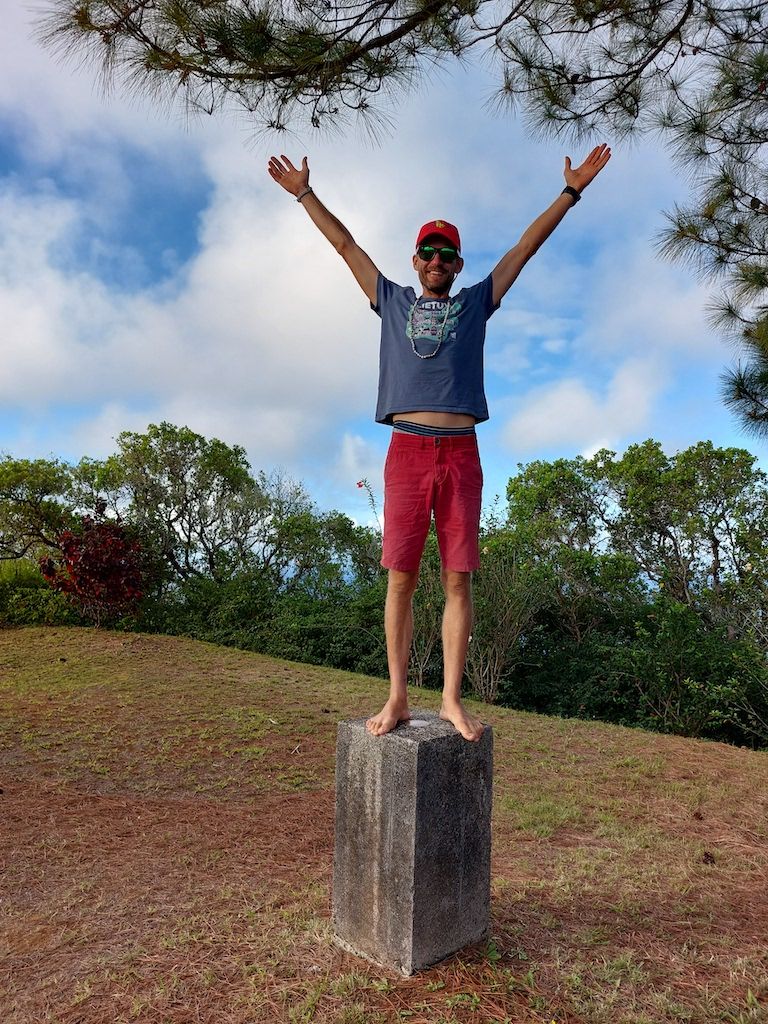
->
[381,432,483,573]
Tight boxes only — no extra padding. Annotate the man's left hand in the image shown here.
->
[564,143,612,193]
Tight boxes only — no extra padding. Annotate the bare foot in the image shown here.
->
[366,699,410,736]
[440,700,485,741]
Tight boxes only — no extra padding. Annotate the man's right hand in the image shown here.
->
[268,154,309,197]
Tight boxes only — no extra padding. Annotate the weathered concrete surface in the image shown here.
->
[332,710,493,975]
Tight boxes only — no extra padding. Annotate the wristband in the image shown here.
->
[296,187,313,203]
[562,185,581,205]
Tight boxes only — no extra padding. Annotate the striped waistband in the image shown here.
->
[392,419,476,437]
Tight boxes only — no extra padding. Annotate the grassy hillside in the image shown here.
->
[2,626,767,1024]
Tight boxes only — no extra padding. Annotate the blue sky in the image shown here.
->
[1,5,758,524]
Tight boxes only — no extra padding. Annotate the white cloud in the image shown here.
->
[542,337,568,354]
[0,169,379,433]
[487,340,531,381]
[1,5,213,162]
[502,357,663,453]
[486,306,579,383]
[334,432,386,487]
[580,240,721,361]
[326,432,388,523]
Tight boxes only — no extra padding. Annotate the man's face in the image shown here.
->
[413,235,464,296]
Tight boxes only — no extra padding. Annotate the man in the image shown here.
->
[268,144,611,741]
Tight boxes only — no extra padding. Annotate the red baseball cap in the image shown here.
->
[415,219,461,253]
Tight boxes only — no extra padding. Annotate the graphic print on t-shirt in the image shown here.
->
[410,298,462,357]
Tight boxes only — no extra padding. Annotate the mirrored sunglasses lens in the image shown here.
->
[418,246,457,262]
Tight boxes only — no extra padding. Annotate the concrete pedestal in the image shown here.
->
[332,710,493,975]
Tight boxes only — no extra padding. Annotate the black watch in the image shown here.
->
[562,186,581,205]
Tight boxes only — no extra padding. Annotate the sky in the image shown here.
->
[1,4,759,524]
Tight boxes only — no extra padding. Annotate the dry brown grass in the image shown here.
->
[2,626,768,1023]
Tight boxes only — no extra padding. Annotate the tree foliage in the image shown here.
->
[466,533,546,704]
[107,422,268,582]
[505,439,768,744]
[37,1,765,141]
[0,457,75,559]
[508,439,768,605]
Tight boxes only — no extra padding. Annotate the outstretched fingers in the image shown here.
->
[267,154,309,193]
[267,155,285,182]
[588,142,611,159]
[588,142,612,169]
[564,142,611,191]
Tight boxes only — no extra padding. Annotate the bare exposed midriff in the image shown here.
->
[392,411,476,428]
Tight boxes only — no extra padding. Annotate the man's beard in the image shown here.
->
[420,267,455,296]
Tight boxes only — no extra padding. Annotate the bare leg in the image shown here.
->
[439,569,484,741]
[366,568,419,736]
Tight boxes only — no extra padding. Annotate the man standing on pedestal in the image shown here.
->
[268,144,611,740]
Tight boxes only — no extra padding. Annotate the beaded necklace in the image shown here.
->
[405,295,453,359]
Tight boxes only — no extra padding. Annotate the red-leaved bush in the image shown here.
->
[40,513,145,626]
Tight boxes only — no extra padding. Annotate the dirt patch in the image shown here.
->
[1,781,544,1024]
[3,627,768,1023]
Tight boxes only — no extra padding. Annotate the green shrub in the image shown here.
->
[0,559,80,626]
[142,571,389,678]
[508,595,768,747]
[607,597,768,745]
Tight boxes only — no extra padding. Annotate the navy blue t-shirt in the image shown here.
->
[372,273,499,425]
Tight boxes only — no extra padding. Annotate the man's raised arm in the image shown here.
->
[491,144,612,307]
[268,155,379,305]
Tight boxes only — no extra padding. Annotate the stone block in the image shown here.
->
[332,710,493,975]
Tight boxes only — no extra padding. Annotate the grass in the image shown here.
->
[2,625,768,1023]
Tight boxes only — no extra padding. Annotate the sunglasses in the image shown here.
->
[416,245,459,263]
